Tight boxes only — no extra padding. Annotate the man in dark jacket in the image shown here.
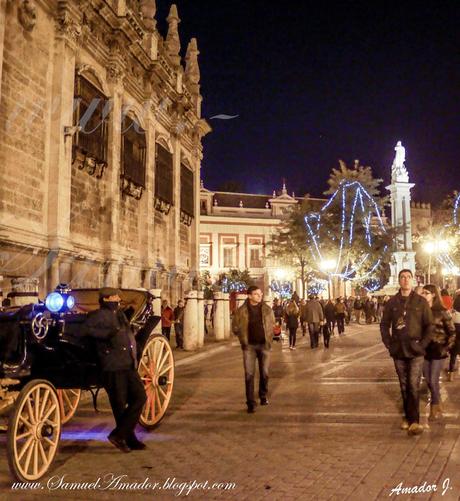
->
[380,270,434,435]
[85,288,147,452]
[232,286,275,413]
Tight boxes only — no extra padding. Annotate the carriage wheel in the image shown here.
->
[7,380,61,482]
[57,389,81,425]
[138,334,174,429]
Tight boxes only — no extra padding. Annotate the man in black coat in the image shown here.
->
[380,269,434,436]
[85,287,147,452]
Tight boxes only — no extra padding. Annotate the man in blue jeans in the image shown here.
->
[232,286,275,413]
[380,269,434,435]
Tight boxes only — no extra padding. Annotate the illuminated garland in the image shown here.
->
[307,280,327,296]
[220,277,247,293]
[304,180,387,282]
[270,280,292,299]
[454,193,460,226]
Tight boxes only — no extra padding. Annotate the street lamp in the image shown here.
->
[423,240,449,284]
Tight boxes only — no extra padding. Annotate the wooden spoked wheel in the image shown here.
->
[57,389,81,424]
[7,380,61,482]
[138,334,174,429]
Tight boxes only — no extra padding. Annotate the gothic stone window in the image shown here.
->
[72,74,109,177]
[180,163,194,225]
[121,115,146,199]
[155,143,174,214]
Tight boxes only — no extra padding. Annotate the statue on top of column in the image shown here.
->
[391,140,409,183]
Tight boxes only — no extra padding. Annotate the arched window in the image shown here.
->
[73,74,109,166]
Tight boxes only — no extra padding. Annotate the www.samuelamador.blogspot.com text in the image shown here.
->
[11,475,238,496]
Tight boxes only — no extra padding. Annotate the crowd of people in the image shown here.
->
[231,277,460,422]
[271,293,388,350]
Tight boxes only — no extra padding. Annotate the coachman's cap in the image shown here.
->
[99,287,120,299]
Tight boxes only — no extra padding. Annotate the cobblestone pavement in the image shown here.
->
[2,324,460,500]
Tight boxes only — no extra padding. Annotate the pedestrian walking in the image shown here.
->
[304,295,324,349]
[353,297,363,324]
[345,296,354,324]
[421,284,456,420]
[324,299,336,336]
[285,299,299,350]
[364,298,374,324]
[380,269,434,436]
[232,286,275,413]
[335,297,346,335]
[447,293,460,381]
[173,299,185,349]
[161,299,174,341]
[84,288,147,452]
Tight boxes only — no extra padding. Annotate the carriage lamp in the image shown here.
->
[45,285,76,313]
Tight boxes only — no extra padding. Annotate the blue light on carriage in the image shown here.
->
[45,292,64,312]
[66,295,75,309]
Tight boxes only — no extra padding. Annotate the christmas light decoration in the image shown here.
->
[454,193,460,226]
[304,180,387,283]
[270,280,293,299]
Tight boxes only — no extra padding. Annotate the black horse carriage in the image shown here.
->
[0,286,174,482]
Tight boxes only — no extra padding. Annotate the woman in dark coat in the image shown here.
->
[422,284,456,419]
[284,300,299,350]
[324,300,336,336]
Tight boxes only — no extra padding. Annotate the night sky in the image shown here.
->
[157,1,459,204]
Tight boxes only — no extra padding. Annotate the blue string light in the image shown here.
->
[304,180,387,283]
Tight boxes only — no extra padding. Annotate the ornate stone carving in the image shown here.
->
[139,0,157,32]
[73,148,107,179]
[122,178,143,200]
[185,38,200,87]
[18,0,37,32]
[165,4,181,67]
[56,6,82,45]
[391,140,409,183]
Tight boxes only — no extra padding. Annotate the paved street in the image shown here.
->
[2,324,460,500]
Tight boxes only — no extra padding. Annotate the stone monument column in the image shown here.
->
[385,141,416,289]
[213,291,225,341]
[183,290,198,350]
[197,291,205,347]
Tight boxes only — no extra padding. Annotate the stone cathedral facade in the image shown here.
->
[0,0,210,302]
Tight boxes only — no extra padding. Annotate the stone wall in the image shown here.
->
[0,1,208,302]
[0,3,52,230]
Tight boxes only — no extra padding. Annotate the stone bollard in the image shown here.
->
[197,291,205,348]
[223,292,231,339]
[213,291,225,341]
[183,290,198,351]
[149,288,162,334]
[205,300,214,336]
[236,293,247,309]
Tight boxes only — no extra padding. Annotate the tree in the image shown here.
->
[268,198,315,299]
[217,269,252,292]
[311,161,393,291]
[325,159,387,206]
